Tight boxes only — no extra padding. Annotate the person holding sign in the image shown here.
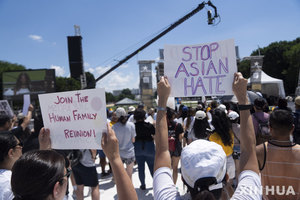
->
[153,74,261,200]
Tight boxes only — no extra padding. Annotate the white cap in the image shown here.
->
[195,110,206,120]
[115,107,127,118]
[181,139,227,190]
[217,104,227,114]
[228,111,239,120]
[128,106,135,113]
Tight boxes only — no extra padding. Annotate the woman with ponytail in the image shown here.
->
[209,108,235,188]
[153,74,262,200]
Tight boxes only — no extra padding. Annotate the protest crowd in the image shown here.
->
[1,72,300,200]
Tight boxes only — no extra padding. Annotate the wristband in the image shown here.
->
[238,104,253,110]
[157,106,167,112]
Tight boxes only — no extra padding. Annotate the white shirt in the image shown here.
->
[153,167,261,200]
[0,169,14,200]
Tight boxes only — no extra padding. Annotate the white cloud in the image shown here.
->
[120,64,129,69]
[92,65,139,92]
[50,65,65,77]
[87,68,95,73]
[28,34,43,42]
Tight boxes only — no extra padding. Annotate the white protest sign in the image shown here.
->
[22,94,30,115]
[164,39,237,97]
[0,100,14,118]
[39,88,107,149]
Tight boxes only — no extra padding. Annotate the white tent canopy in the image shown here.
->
[248,70,285,98]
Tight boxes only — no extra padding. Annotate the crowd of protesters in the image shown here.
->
[1,73,300,200]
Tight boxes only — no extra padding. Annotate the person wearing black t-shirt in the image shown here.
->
[133,108,155,190]
[167,107,184,184]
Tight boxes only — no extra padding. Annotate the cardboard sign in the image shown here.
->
[164,39,237,97]
[0,100,14,118]
[39,89,107,149]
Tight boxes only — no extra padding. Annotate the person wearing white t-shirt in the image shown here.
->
[0,132,23,200]
[153,74,262,200]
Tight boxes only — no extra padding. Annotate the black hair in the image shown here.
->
[167,107,175,121]
[193,118,210,139]
[15,72,31,92]
[269,109,294,132]
[211,109,232,146]
[0,131,18,163]
[182,177,222,200]
[118,116,128,125]
[254,98,266,110]
[210,101,218,109]
[11,150,65,200]
[0,115,11,127]
[134,108,146,121]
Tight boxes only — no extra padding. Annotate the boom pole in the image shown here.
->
[95,1,217,83]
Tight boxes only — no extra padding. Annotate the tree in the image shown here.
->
[117,88,135,101]
[105,92,115,103]
[85,72,96,89]
[0,60,26,99]
[237,59,251,78]
[55,77,81,92]
[250,37,300,95]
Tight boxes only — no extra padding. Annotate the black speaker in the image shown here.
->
[67,36,84,80]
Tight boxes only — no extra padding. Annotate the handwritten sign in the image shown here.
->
[38,89,107,149]
[164,39,237,97]
[0,100,14,118]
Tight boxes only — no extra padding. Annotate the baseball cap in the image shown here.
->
[128,106,135,113]
[181,139,227,191]
[295,96,300,106]
[115,107,127,118]
[195,110,206,120]
[217,104,227,114]
[228,111,239,120]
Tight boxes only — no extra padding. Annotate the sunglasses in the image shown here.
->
[64,168,72,178]
[14,141,23,149]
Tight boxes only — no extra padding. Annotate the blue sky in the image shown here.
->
[1,0,300,92]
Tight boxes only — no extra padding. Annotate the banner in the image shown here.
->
[164,39,237,97]
[39,89,107,149]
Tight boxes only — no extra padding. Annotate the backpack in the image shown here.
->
[293,112,300,144]
[168,123,178,152]
[253,114,271,145]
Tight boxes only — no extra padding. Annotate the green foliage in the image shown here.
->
[0,60,26,99]
[250,37,300,95]
[55,77,81,92]
[237,59,251,78]
[0,61,26,73]
[85,72,96,89]
[105,92,115,103]
[117,88,135,101]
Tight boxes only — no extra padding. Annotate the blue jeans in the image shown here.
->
[134,140,155,186]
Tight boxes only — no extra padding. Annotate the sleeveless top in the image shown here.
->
[260,142,300,200]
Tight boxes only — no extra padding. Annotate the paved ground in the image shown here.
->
[68,158,185,200]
